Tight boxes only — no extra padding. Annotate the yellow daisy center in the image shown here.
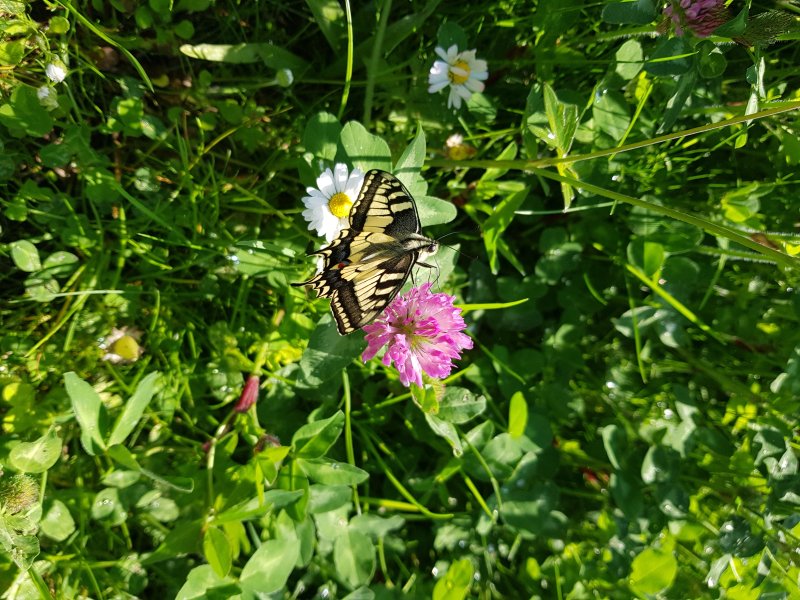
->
[448,60,471,85]
[328,191,353,218]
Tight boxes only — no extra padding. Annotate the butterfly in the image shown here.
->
[293,169,438,335]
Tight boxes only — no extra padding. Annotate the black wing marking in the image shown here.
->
[293,169,435,335]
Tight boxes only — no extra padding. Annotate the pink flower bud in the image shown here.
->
[234,375,260,413]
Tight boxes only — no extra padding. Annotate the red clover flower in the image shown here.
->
[664,0,729,37]
[362,283,473,388]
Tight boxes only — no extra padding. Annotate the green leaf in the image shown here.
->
[64,372,107,456]
[483,188,529,274]
[212,489,304,525]
[338,121,393,173]
[41,251,79,278]
[0,0,25,16]
[543,84,578,154]
[302,112,342,172]
[239,538,300,595]
[334,530,376,590]
[629,547,678,594]
[24,271,59,303]
[697,41,727,79]
[297,320,365,388]
[593,91,630,142]
[180,42,308,72]
[91,487,126,525]
[602,424,627,470]
[713,6,749,37]
[308,484,352,514]
[645,38,692,77]
[436,388,487,424]
[433,558,474,600]
[602,0,657,25]
[394,126,428,196]
[413,383,439,414]
[500,482,559,535]
[436,21,468,50]
[305,0,345,52]
[175,565,239,600]
[292,411,345,458]
[508,392,528,438]
[342,588,375,600]
[769,448,798,481]
[276,462,310,521]
[0,530,39,570]
[627,238,665,277]
[0,40,25,66]
[721,184,762,223]
[297,457,369,485]
[203,526,232,578]
[641,446,678,484]
[480,141,518,183]
[10,240,42,272]
[0,85,54,137]
[108,372,161,446]
[40,500,76,541]
[615,39,643,80]
[418,195,457,227]
[658,70,696,133]
[9,428,61,473]
[107,445,195,493]
[350,514,405,539]
[425,414,463,457]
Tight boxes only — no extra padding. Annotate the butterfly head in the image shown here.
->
[420,240,439,259]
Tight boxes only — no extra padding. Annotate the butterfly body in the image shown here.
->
[293,169,438,335]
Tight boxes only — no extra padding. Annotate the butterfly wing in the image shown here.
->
[294,170,432,335]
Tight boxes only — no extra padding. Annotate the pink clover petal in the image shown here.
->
[360,282,472,387]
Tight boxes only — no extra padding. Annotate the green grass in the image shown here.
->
[2,0,800,598]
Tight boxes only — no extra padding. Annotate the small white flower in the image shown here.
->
[444,133,476,160]
[37,86,59,110]
[45,62,67,84]
[301,164,365,243]
[428,45,488,110]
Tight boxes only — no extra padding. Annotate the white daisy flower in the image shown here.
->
[100,327,144,364]
[428,45,488,110]
[45,62,67,84]
[301,164,365,243]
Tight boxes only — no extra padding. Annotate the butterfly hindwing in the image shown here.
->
[294,169,437,335]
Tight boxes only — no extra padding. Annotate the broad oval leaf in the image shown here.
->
[508,391,528,438]
[334,530,376,590]
[297,457,368,486]
[629,547,678,594]
[9,428,61,473]
[108,372,161,446]
[292,411,345,458]
[338,121,392,173]
[433,558,474,600]
[240,538,300,595]
[436,388,486,424]
[64,372,107,456]
[40,500,76,541]
[203,526,232,578]
[10,240,41,272]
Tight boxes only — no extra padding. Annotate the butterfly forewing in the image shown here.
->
[293,169,438,335]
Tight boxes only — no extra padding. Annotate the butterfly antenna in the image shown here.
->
[435,229,479,264]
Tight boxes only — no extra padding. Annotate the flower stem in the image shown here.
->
[363,0,392,127]
[337,0,354,121]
